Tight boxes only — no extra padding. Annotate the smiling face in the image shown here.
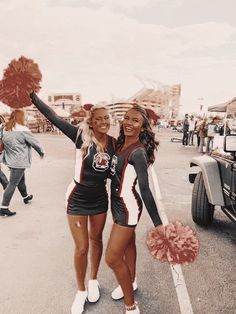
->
[90,108,110,136]
[122,109,144,139]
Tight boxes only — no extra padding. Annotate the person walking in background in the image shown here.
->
[0,110,44,217]
[30,92,116,314]
[195,118,202,147]
[106,105,162,314]
[206,117,218,154]
[188,115,196,145]
[220,120,231,136]
[198,118,208,153]
[182,113,189,146]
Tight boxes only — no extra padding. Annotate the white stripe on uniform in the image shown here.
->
[65,180,76,207]
[120,164,139,225]
[74,149,83,183]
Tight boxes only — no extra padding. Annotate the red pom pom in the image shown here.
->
[0,56,42,108]
[146,221,199,265]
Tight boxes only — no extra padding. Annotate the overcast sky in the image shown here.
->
[0,0,236,113]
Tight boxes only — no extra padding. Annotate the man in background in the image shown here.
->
[182,113,189,146]
[188,115,196,145]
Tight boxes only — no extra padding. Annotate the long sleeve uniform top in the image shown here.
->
[111,142,162,226]
[31,93,115,187]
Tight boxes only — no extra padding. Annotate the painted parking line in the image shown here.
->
[150,167,194,314]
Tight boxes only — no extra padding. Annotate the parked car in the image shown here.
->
[189,134,236,226]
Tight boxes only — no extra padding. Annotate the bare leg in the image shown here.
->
[124,232,136,283]
[89,212,107,279]
[106,223,136,307]
[67,215,89,291]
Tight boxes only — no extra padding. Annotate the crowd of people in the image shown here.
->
[181,113,232,154]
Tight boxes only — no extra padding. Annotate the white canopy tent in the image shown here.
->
[208,97,236,113]
[208,97,236,148]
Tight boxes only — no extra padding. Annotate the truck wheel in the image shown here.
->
[191,172,214,226]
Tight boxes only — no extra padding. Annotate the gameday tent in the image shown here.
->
[208,97,236,113]
[208,97,236,138]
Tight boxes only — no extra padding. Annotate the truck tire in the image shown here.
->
[191,171,214,226]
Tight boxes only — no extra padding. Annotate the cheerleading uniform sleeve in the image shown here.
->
[129,148,162,227]
[30,92,78,143]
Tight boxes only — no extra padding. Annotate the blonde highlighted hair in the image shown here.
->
[78,104,109,159]
[5,110,25,131]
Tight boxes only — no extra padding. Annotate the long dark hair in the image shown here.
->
[116,104,159,164]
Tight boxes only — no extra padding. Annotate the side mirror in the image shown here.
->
[224,134,236,152]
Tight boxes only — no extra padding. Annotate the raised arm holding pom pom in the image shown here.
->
[0,55,199,312]
[30,92,116,314]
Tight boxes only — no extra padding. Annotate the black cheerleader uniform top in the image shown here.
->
[75,133,116,187]
[110,141,162,226]
[31,93,116,188]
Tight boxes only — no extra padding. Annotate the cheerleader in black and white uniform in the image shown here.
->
[106,105,162,314]
[30,93,116,314]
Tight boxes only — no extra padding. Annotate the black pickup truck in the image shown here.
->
[189,134,236,226]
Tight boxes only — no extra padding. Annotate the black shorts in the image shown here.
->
[66,181,108,216]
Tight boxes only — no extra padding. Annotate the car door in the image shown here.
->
[216,157,234,210]
[230,162,236,216]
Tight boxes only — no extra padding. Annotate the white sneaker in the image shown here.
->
[87,279,100,303]
[71,290,87,314]
[111,278,138,300]
[125,302,140,314]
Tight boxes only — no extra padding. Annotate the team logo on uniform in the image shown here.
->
[92,153,110,172]
[110,155,117,176]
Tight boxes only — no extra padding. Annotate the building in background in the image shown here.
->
[48,93,82,113]
[128,84,181,119]
[25,85,180,128]
[107,83,181,122]
[26,93,82,132]
[106,102,133,122]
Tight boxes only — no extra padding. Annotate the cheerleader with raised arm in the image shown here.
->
[30,93,116,314]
